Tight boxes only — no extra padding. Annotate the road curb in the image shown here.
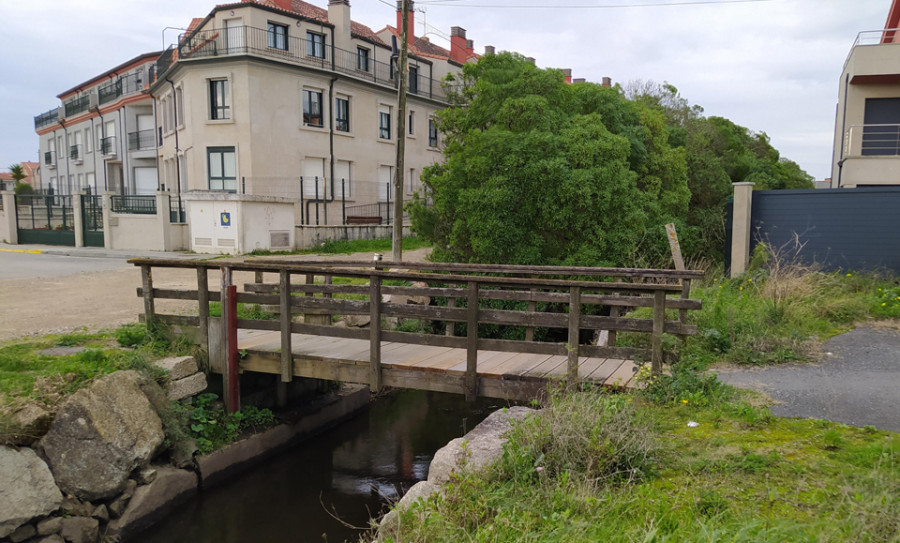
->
[0,247,42,254]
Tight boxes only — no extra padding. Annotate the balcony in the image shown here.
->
[34,107,61,130]
[64,95,92,118]
[840,123,900,186]
[99,72,145,106]
[100,136,117,157]
[160,25,449,102]
[44,151,56,169]
[843,29,900,84]
[128,129,156,151]
[70,144,83,164]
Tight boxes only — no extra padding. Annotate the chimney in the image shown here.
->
[526,57,536,65]
[601,76,612,87]
[273,0,292,11]
[450,26,468,63]
[484,45,495,55]
[465,38,474,58]
[562,68,572,84]
[573,78,586,83]
[328,0,351,51]
[396,1,415,45]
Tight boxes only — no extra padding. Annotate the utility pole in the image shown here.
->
[392,0,410,262]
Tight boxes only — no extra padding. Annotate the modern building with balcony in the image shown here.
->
[831,0,900,187]
[151,0,477,250]
[33,52,161,196]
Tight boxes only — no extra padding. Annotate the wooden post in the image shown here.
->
[666,223,686,272]
[222,267,240,414]
[254,271,263,284]
[141,265,154,330]
[651,289,666,376]
[446,295,455,337]
[679,279,691,325]
[279,270,293,382]
[567,286,581,388]
[525,288,536,342]
[197,267,210,353]
[465,281,479,401]
[369,274,383,392]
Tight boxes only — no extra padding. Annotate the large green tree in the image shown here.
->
[411,56,813,267]
[411,53,690,267]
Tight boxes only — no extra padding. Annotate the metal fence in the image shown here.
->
[111,195,157,215]
[170,197,186,223]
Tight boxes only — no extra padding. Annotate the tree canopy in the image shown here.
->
[409,53,813,267]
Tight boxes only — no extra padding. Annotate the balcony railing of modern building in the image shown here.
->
[64,95,92,118]
[69,144,84,163]
[157,25,451,102]
[845,124,900,157]
[44,151,56,168]
[99,72,145,106]
[843,28,900,71]
[100,136,117,157]
[34,107,61,130]
[128,129,156,151]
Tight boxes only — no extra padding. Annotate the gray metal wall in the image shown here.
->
[747,187,900,273]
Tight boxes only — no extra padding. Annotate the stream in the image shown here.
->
[130,390,501,543]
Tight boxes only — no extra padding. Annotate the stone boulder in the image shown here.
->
[106,467,198,540]
[166,372,208,401]
[0,446,63,538]
[152,356,198,380]
[40,371,165,501]
[7,403,52,445]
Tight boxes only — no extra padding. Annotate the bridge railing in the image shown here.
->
[129,258,702,409]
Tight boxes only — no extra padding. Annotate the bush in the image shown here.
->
[14,182,34,195]
[499,389,658,486]
[116,323,150,347]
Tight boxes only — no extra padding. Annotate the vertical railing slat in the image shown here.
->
[465,281,479,401]
[197,267,209,353]
[279,270,293,383]
[567,286,581,388]
[652,289,666,376]
[369,274,383,392]
[141,265,154,329]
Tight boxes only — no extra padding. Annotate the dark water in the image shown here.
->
[130,390,500,543]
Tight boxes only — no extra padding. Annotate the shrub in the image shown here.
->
[116,323,150,347]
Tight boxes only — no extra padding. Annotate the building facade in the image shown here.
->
[831,0,900,187]
[152,0,475,228]
[34,53,161,196]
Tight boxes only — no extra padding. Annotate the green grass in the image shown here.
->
[248,236,430,256]
[380,389,899,543]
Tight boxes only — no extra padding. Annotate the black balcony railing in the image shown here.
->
[100,136,116,156]
[128,129,156,151]
[111,195,157,215]
[69,144,83,161]
[34,108,60,130]
[98,72,145,106]
[159,25,449,102]
[170,197,186,223]
[44,151,56,166]
[64,95,91,118]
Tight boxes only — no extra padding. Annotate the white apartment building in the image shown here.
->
[152,0,478,227]
[34,53,161,196]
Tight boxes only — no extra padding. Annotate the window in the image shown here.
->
[208,147,237,192]
[176,87,184,127]
[306,31,325,59]
[209,79,230,120]
[379,108,391,140]
[862,98,900,156]
[428,118,438,147]
[408,110,415,136]
[357,47,370,71]
[409,65,419,94]
[303,89,323,127]
[335,96,349,132]
[85,128,92,153]
[268,22,288,50]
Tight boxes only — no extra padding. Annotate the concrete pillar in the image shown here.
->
[730,182,754,278]
[102,191,113,249]
[1,191,17,244]
[73,193,85,248]
[156,191,171,251]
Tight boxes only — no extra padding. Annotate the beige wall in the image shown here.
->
[0,192,15,244]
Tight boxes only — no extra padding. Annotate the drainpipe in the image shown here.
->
[166,78,182,198]
[836,73,850,188]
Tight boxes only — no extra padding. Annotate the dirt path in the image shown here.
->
[0,248,432,342]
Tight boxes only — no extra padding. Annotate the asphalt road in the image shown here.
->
[716,325,900,432]
[0,250,131,281]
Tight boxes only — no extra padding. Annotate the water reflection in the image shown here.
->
[131,390,499,543]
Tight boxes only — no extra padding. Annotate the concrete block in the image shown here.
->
[166,373,208,401]
[153,356,198,380]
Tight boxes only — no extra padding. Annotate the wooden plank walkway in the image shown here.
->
[234,329,639,401]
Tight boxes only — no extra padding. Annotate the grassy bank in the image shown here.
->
[381,387,898,542]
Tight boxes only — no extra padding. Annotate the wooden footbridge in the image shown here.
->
[130,258,702,411]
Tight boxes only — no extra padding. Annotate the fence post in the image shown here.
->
[651,289,666,376]
[197,267,210,354]
[101,192,113,249]
[369,274,383,392]
[141,264,154,330]
[465,281,479,401]
[446,293,456,337]
[730,182,755,278]
[73,193,84,248]
[0,192,16,244]
[156,191,171,251]
[567,286,581,388]
[222,267,240,414]
[279,270,293,407]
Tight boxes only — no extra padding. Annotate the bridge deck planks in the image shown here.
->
[236,329,637,400]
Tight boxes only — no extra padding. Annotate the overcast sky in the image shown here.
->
[0,0,891,181]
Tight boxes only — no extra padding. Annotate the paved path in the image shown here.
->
[716,324,900,432]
